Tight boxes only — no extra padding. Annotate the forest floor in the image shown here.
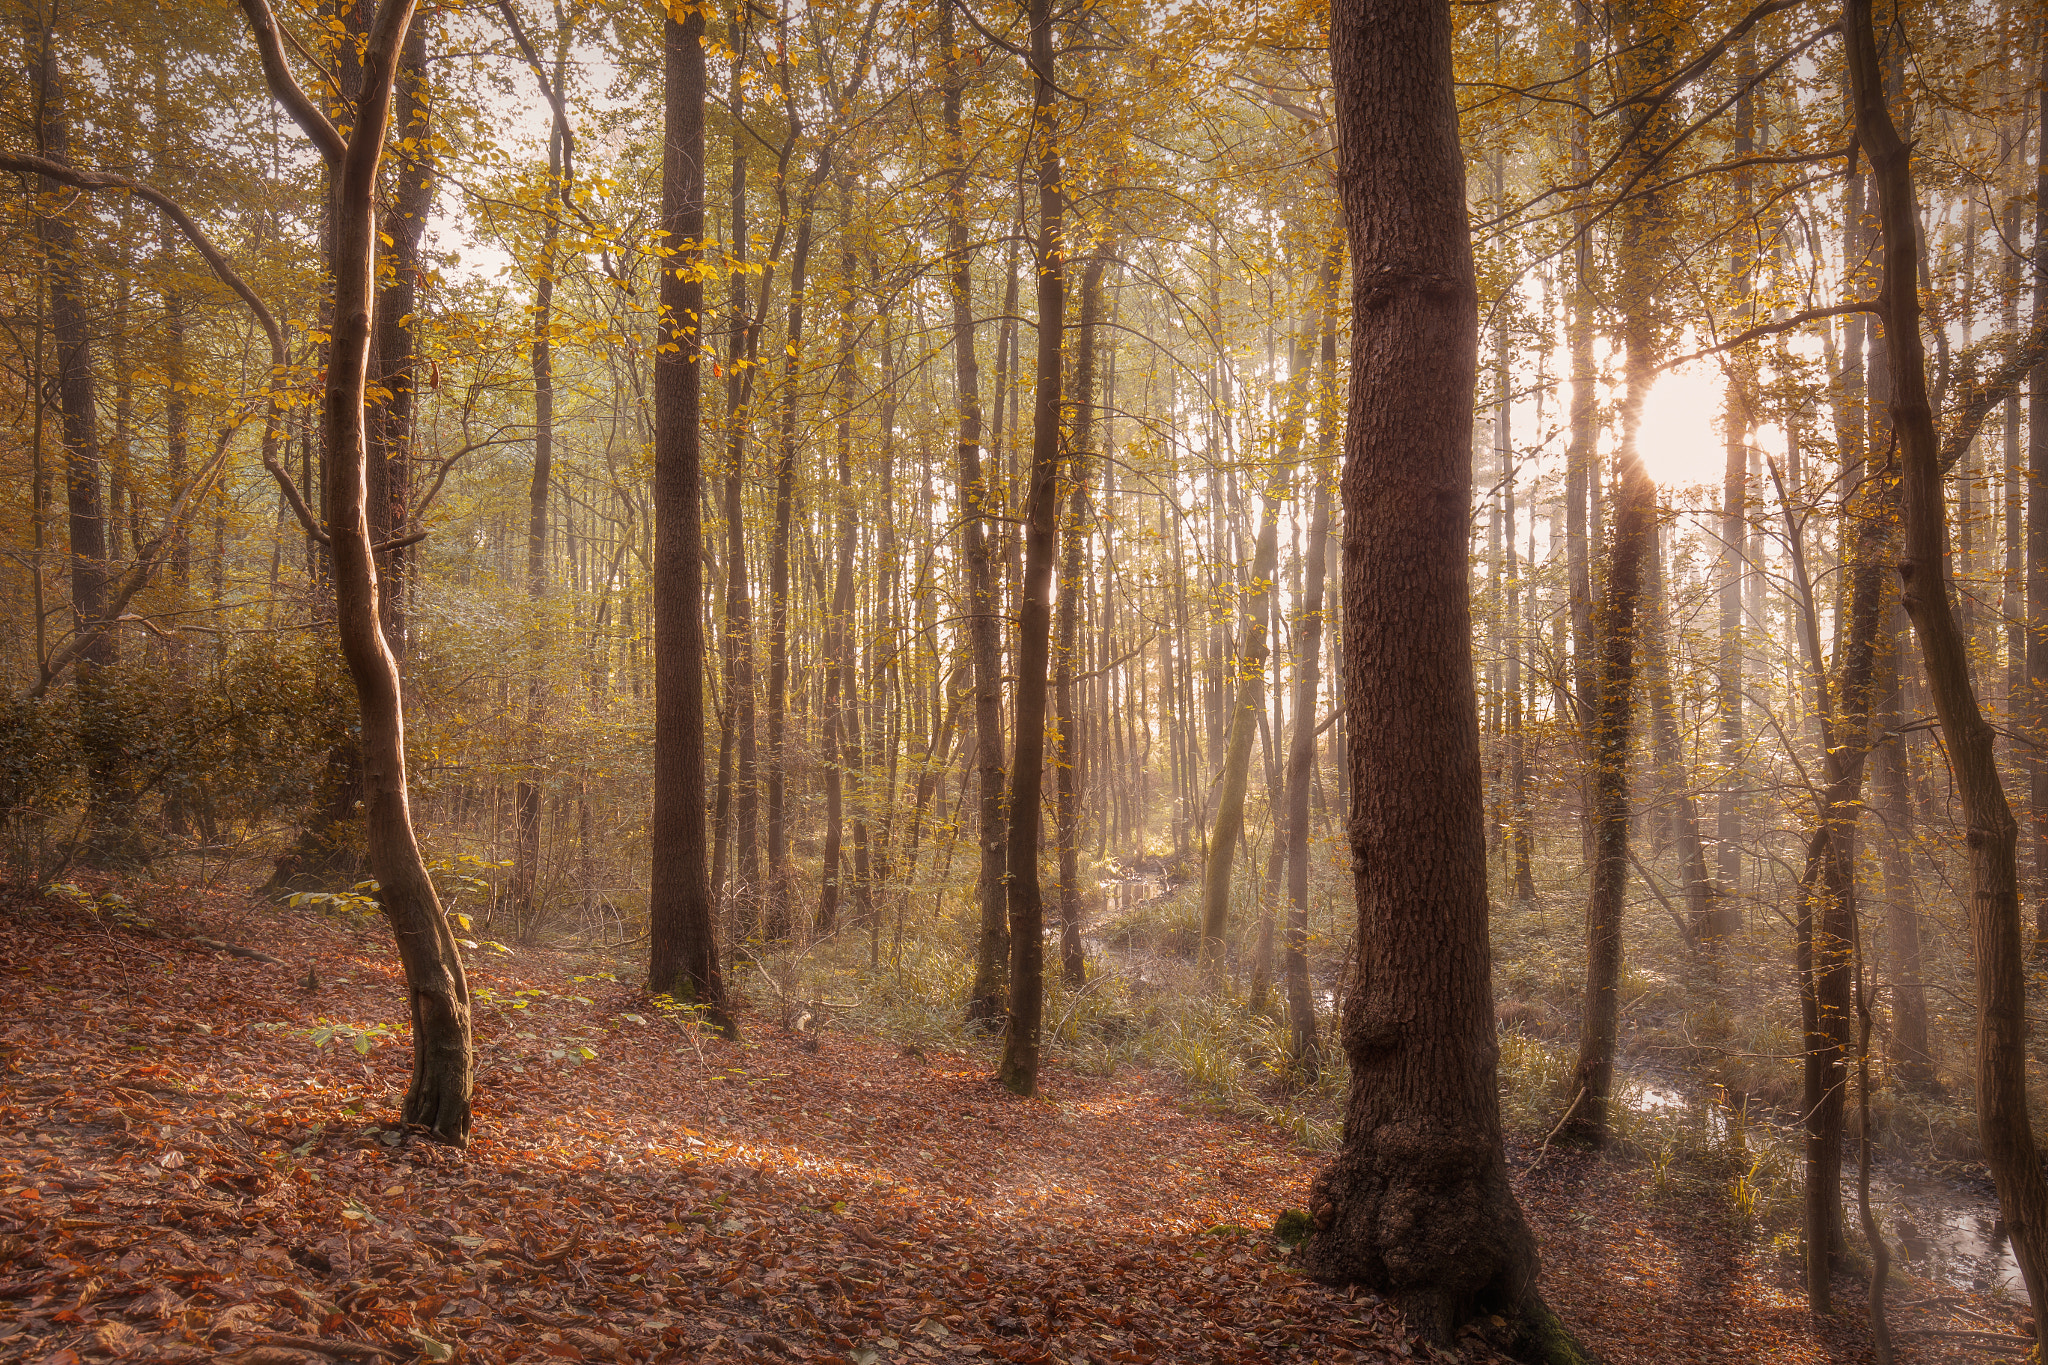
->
[0,879,2033,1365]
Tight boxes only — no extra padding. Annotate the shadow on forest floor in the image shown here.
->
[0,876,2030,1364]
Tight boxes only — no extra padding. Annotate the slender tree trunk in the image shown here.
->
[1714,41,1755,942]
[1562,0,1673,1148]
[35,35,122,857]
[719,16,762,929]
[945,0,1011,1025]
[818,212,860,933]
[367,20,428,660]
[1284,250,1339,1074]
[764,189,823,940]
[240,0,472,1143]
[1304,5,1553,1349]
[996,0,1063,1097]
[1875,612,1935,1091]
[2027,29,2048,949]
[1056,250,1109,990]
[1198,327,1308,984]
[646,4,730,1027]
[1847,0,2048,1341]
[1644,526,1715,938]
[514,106,563,941]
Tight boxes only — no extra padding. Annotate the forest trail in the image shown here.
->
[0,883,2021,1364]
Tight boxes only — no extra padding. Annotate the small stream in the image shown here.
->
[1627,1080,2020,1293]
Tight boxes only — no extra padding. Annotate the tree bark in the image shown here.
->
[1303,1,1553,1349]
[239,0,473,1144]
[1056,250,1109,991]
[1561,0,1673,1148]
[996,0,1062,1098]
[1846,0,2048,1341]
[1284,247,1340,1075]
[945,0,1011,1026]
[646,4,730,1027]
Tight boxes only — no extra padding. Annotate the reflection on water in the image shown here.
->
[1620,1078,2020,1293]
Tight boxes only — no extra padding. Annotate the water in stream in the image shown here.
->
[1627,1080,2020,1293]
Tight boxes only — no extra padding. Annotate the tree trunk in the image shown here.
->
[1056,250,1109,991]
[646,4,730,1028]
[995,0,1062,1098]
[241,0,473,1144]
[818,211,860,934]
[1284,251,1339,1074]
[1198,329,1307,984]
[2028,27,2048,948]
[1562,0,1673,1148]
[1643,526,1716,939]
[1303,3,1553,1350]
[514,98,563,943]
[718,15,761,929]
[35,35,123,859]
[945,0,1011,1026]
[1846,0,2048,1341]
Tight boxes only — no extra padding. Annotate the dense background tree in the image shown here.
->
[3,0,2048,1344]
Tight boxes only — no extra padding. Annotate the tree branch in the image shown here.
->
[232,0,346,164]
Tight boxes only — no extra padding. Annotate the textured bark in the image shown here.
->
[996,0,1062,1098]
[1846,0,2048,1342]
[240,0,472,1144]
[646,5,730,1028]
[1303,0,1547,1347]
[946,0,1010,1026]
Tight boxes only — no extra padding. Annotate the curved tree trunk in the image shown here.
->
[240,0,473,1144]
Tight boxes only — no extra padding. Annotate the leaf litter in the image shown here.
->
[0,880,2028,1363]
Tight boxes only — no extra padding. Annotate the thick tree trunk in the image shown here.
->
[996,0,1062,1097]
[1846,0,2048,1341]
[1303,2,1553,1350]
[646,5,729,1027]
